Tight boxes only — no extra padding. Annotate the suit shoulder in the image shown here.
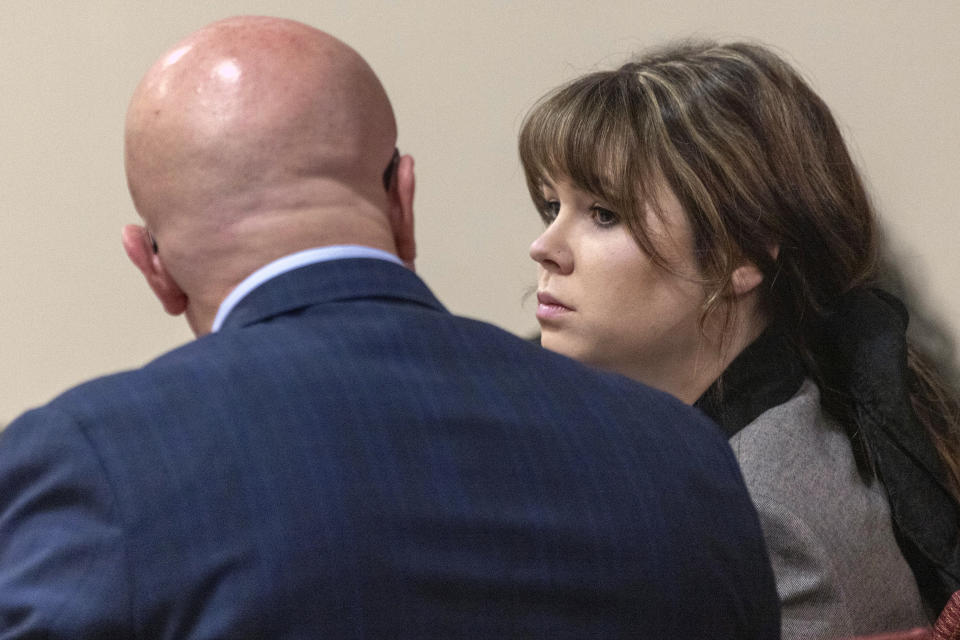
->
[35,336,219,424]
[732,381,863,483]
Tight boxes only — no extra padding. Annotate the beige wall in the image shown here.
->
[1,1,958,424]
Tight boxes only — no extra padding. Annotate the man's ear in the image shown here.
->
[389,153,416,270]
[121,224,188,315]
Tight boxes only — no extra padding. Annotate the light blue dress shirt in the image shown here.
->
[211,245,403,333]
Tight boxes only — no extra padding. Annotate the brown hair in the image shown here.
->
[519,40,960,495]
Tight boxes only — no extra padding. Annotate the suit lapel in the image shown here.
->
[219,258,446,332]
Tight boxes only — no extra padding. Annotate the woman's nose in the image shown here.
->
[529,221,573,274]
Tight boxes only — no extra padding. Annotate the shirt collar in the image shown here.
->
[211,245,403,333]
[693,326,807,438]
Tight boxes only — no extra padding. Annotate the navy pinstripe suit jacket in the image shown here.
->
[0,258,779,638]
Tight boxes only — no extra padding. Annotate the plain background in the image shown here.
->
[1,1,958,425]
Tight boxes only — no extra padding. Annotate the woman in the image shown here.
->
[521,40,960,638]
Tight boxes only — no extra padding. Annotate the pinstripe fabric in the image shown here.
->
[0,258,779,638]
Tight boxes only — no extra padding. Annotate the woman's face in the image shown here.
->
[529,176,712,402]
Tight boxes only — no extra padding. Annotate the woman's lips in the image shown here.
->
[536,292,573,322]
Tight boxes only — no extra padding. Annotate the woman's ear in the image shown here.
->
[730,245,778,297]
[730,261,764,296]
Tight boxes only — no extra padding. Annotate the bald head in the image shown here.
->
[123,16,415,335]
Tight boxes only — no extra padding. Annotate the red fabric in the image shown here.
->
[934,590,960,640]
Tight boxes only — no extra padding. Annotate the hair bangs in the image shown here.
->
[519,73,645,221]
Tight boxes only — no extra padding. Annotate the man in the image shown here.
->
[0,17,779,638]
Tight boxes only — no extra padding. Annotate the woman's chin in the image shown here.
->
[540,333,601,368]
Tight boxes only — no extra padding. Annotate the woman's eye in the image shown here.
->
[591,206,619,227]
[541,200,560,222]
